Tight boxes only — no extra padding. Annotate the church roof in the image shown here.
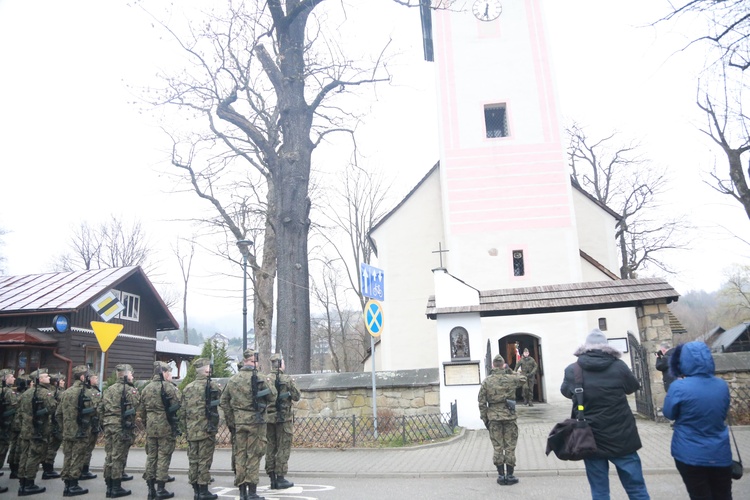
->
[426,278,679,318]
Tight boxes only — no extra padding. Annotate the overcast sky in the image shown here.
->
[0,0,747,337]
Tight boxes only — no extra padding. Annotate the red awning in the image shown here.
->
[0,326,58,345]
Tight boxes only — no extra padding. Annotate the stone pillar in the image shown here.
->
[636,301,673,412]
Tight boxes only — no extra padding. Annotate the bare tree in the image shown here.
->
[716,264,750,325]
[567,123,688,278]
[143,0,401,374]
[52,218,152,273]
[172,238,195,344]
[316,166,390,311]
[310,258,367,373]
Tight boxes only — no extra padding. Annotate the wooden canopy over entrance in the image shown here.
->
[426,278,679,318]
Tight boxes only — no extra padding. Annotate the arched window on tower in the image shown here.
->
[512,250,524,276]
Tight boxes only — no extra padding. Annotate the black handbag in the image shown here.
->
[546,363,598,461]
[729,416,743,480]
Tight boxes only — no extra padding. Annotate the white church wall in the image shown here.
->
[585,308,640,370]
[436,312,485,429]
[572,188,620,270]
[369,168,444,371]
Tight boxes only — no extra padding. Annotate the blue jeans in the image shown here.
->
[584,452,650,500]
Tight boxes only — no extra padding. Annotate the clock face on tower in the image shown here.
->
[472,0,502,22]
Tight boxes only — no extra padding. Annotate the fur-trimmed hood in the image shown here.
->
[574,343,622,359]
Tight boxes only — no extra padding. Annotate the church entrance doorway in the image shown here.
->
[498,334,543,403]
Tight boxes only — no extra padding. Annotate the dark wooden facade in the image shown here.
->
[0,267,178,383]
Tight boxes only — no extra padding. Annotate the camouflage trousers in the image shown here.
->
[19,438,47,479]
[488,419,519,467]
[522,378,534,403]
[82,429,98,466]
[265,421,293,475]
[104,426,134,480]
[187,436,216,485]
[44,432,62,465]
[0,434,10,467]
[232,425,267,487]
[143,435,176,482]
[60,438,89,480]
[7,430,21,467]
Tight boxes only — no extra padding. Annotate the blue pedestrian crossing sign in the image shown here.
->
[360,263,384,301]
[364,300,384,338]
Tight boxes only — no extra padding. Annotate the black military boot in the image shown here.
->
[19,478,47,496]
[0,484,7,493]
[105,477,112,497]
[42,462,61,479]
[65,479,89,496]
[9,463,18,479]
[275,475,293,489]
[121,471,133,482]
[146,479,157,500]
[166,475,175,483]
[505,466,519,485]
[155,481,174,499]
[198,484,218,500]
[239,484,247,500]
[496,464,506,485]
[79,464,96,480]
[110,478,131,498]
[191,483,199,500]
[267,472,276,489]
[16,478,25,495]
[246,483,264,500]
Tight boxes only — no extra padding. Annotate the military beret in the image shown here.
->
[270,353,282,362]
[0,369,11,377]
[49,372,64,381]
[493,354,505,364]
[29,368,48,380]
[115,364,133,373]
[73,365,90,378]
[523,348,529,353]
[243,348,256,360]
[193,358,210,369]
[154,361,170,371]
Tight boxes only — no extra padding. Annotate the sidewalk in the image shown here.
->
[90,401,750,479]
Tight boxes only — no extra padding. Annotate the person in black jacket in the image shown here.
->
[561,329,651,500]
[655,342,676,392]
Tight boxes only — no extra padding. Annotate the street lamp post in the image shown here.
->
[236,239,254,352]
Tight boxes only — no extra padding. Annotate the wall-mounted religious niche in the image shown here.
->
[450,326,470,360]
[443,361,480,386]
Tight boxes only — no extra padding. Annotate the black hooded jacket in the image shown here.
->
[560,344,642,458]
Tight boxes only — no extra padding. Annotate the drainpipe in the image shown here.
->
[52,348,73,384]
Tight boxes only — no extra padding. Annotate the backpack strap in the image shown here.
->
[573,362,586,420]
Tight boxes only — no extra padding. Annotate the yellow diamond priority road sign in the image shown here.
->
[91,321,124,352]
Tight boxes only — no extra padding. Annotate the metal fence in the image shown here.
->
[730,384,750,425]
[98,401,459,449]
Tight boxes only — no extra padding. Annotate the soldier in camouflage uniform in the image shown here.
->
[58,364,96,496]
[265,353,300,490]
[78,373,100,482]
[139,361,181,500]
[8,373,29,479]
[100,364,139,498]
[221,349,277,500]
[478,354,526,486]
[516,348,538,406]
[181,358,221,500]
[0,369,19,490]
[42,373,65,480]
[17,368,57,496]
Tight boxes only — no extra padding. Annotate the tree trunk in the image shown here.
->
[254,188,277,374]
[727,148,750,220]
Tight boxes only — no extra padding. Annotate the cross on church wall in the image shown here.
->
[432,242,449,268]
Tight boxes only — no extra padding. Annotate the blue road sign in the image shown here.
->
[360,263,384,301]
[364,300,383,337]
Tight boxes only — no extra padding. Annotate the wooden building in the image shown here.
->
[0,267,179,382]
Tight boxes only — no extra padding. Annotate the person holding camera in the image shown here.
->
[655,342,676,392]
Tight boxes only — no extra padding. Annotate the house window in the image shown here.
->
[512,250,525,276]
[85,346,105,374]
[598,318,608,331]
[484,103,508,138]
[120,291,140,321]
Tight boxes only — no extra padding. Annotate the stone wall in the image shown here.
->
[714,351,750,424]
[290,368,441,418]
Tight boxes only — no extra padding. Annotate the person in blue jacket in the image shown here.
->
[663,341,732,500]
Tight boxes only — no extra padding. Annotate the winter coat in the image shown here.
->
[662,342,731,467]
[655,347,676,391]
[560,345,642,458]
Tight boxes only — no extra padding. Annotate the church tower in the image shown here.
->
[432,1,581,289]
